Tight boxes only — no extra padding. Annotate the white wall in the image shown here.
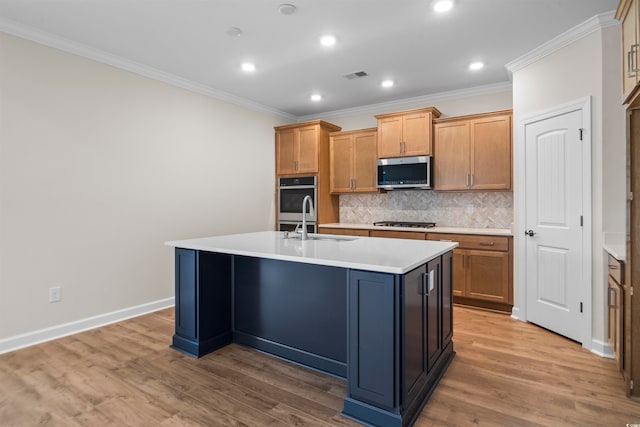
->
[512,25,625,347]
[0,34,285,340]
[313,90,513,131]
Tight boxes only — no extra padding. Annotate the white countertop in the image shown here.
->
[166,231,458,274]
[319,223,513,236]
[603,232,626,261]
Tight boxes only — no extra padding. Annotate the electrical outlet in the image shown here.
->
[49,286,61,302]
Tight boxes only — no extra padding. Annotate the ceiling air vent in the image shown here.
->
[343,71,368,80]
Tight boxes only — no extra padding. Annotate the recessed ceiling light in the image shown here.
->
[310,94,322,102]
[469,61,484,71]
[241,62,256,72]
[381,79,394,88]
[320,35,336,47]
[433,0,454,13]
[278,3,297,15]
[226,27,243,37]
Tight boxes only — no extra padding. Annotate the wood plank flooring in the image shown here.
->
[0,306,638,426]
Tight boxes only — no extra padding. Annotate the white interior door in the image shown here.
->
[524,109,585,343]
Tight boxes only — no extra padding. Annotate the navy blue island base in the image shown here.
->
[171,248,455,427]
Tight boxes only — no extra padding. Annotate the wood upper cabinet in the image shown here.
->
[329,128,378,193]
[434,111,512,191]
[617,0,640,103]
[433,121,470,190]
[275,121,341,175]
[375,107,441,158]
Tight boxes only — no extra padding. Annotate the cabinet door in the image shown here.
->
[297,125,319,173]
[370,230,427,240]
[608,277,623,372]
[452,249,465,297]
[276,129,296,175]
[330,134,353,193]
[353,132,378,192]
[349,270,396,409]
[426,257,442,371]
[175,249,197,340]
[465,250,510,303]
[403,112,431,156]
[622,0,639,101]
[434,121,470,190]
[378,116,403,158]
[403,265,428,405]
[470,115,512,190]
[318,227,370,237]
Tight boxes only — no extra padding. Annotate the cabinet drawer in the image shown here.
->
[318,227,370,237]
[428,233,509,251]
[608,255,624,285]
[370,230,427,240]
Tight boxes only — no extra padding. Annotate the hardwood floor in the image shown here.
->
[0,306,638,426]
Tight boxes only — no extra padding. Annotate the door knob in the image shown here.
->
[524,229,536,237]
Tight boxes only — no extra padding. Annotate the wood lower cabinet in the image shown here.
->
[318,227,370,237]
[329,128,378,193]
[370,230,427,240]
[320,227,513,313]
[608,255,625,373]
[375,107,441,158]
[434,111,512,191]
[428,233,513,312]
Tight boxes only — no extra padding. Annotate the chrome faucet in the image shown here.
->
[301,195,315,241]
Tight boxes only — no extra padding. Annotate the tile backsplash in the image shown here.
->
[339,191,514,229]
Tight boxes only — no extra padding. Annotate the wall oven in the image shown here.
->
[278,176,317,232]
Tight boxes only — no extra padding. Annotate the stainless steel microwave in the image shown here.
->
[377,156,431,190]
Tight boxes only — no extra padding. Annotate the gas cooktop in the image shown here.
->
[373,221,436,228]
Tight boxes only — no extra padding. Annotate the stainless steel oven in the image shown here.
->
[278,176,317,226]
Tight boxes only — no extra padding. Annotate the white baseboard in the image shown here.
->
[0,297,175,355]
[510,306,523,321]
[591,338,614,359]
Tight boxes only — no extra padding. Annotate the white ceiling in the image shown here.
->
[0,0,619,118]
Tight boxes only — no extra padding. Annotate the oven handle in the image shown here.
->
[279,185,317,190]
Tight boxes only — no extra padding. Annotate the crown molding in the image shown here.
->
[0,18,297,121]
[505,11,619,73]
[296,81,513,122]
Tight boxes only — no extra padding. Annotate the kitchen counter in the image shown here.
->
[166,230,457,274]
[166,230,456,427]
[319,222,513,236]
[603,232,626,261]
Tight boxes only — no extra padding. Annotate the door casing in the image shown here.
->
[515,97,592,350]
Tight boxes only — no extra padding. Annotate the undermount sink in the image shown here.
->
[283,233,357,242]
[307,235,357,242]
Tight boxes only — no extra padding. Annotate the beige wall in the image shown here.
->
[512,25,625,347]
[0,34,284,339]
[316,90,513,131]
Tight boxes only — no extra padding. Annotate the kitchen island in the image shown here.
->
[166,231,457,427]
